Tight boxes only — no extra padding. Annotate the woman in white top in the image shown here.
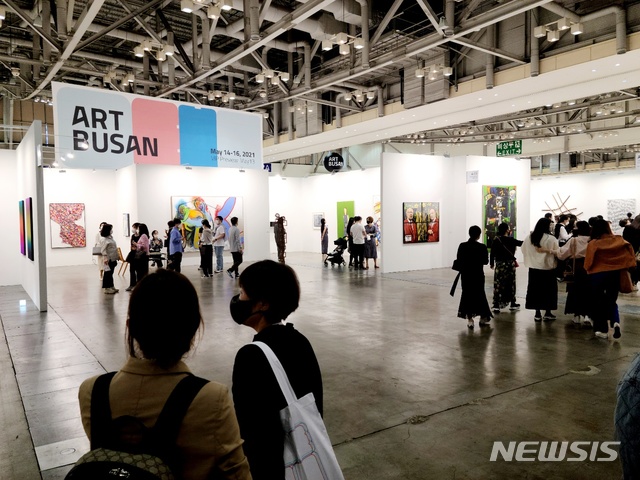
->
[95,222,106,279]
[521,217,559,321]
[556,221,592,326]
[350,216,366,270]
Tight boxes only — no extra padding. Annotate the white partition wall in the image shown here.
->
[16,122,47,311]
[0,150,20,286]
[530,169,640,229]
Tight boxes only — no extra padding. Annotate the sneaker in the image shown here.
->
[214,270,223,274]
[479,317,490,326]
[227,270,233,279]
[582,318,593,327]
[235,274,240,279]
[104,287,117,294]
[467,319,474,329]
[492,309,501,314]
[543,313,557,321]
[509,303,520,311]
[125,286,134,292]
[572,315,582,324]
[613,323,621,339]
[595,331,609,339]
[534,314,542,322]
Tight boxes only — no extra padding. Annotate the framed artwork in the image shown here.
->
[25,197,34,261]
[19,200,26,255]
[312,212,324,229]
[123,213,130,237]
[403,202,439,244]
[172,196,243,251]
[483,186,517,248]
[608,199,636,234]
[49,203,86,248]
[337,201,355,237]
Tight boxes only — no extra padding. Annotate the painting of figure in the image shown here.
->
[483,186,516,248]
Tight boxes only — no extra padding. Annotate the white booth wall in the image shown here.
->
[0,149,21,286]
[530,169,640,229]
[381,153,531,273]
[268,168,381,255]
[43,164,270,267]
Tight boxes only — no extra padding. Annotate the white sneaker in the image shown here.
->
[595,331,608,339]
[582,318,592,327]
[572,315,582,324]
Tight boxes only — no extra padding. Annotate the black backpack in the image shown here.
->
[65,372,208,480]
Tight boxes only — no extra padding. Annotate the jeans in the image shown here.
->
[229,251,243,275]
[201,245,213,276]
[214,246,224,271]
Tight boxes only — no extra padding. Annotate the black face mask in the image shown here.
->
[229,294,257,325]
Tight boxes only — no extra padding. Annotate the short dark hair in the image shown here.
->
[201,219,210,228]
[497,222,510,235]
[127,270,202,368]
[544,213,553,219]
[590,219,612,240]
[173,218,181,225]
[231,217,238,226]
[100,223,112,237]
[619,219,629,228]
[559,214,568,223]
[167,220,174,228]
[366,216,374,224]
[132,222,140,229]
[354,216,362,222]
[215,215,223,222]
[576,221,591,236]
[468,225,481,239]
[239,260,300,324]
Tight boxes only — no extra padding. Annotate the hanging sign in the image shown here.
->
[496,140,522,157]
[324,152,345,172]
[52,82,263,170]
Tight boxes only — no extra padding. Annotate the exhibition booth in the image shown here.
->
[2,83,640,312]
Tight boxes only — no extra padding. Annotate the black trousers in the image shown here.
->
[128,257,138,287]
[135,254,149,281]
[352,243,364,268]
[102,260,118,288]
[200,245,213,276]
[168,252,182,272]
[229,251,243,275]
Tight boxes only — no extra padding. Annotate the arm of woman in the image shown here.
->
[556,238,573,260]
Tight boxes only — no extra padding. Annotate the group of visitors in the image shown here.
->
[76,260,326,479]
[95,215,244,294]
[455,214,639,338]
[325,215,379,269]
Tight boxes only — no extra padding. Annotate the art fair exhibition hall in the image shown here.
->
[3,1,640,479]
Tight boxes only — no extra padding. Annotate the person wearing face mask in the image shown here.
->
[125,222,141,291]
[100,223,119,294]
[230,260,323,480]
[213,216,226,273]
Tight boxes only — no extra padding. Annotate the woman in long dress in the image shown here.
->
[489,222,523,313]
[521,217,558,322]
[556,220,591,326]
[364,216,379,269]
[456,225,492,329]
[321,218,329,264]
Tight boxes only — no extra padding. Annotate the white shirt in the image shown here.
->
[558,223,572,243]
[521,233,558,270]
[351,222,366,245]
[213,224,225,247]
[557,235,589,260]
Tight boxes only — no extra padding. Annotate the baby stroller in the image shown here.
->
[326,237,347,267]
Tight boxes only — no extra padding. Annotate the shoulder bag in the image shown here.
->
[252,342,345,480]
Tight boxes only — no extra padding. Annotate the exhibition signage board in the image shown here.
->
[324,152,345,171]
[496,140,522,157]
[52,82,263,170]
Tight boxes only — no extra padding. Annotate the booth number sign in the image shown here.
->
[496,140,522,157]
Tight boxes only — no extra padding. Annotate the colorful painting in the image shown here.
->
[483,185,517,248]
[312,213,324,229]
[403,202,439,244]
[373,195,381,243]
[25,197,34,261]
[337,201,355,237]
[19,200,26,255]
[171,196,243,251]
[49,203,86,248]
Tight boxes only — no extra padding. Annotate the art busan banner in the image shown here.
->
[52,82,263,170]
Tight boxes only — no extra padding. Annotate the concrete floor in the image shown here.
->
[1,252,639,479]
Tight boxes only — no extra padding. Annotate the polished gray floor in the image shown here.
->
[1,253,639,479]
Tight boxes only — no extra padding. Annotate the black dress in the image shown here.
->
[232,323,323,480]
[456,239,493,320]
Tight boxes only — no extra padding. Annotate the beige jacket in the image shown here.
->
[79,357,252,480]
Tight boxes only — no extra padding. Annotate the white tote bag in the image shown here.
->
[252,342,345,480]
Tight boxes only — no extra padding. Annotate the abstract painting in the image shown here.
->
[483,186,517,248]
[312,213,324,229]
[403,202,439,244]
[171,196,243,250]
[25,197,34,261]
[337,201,355,237]
[49,203,86,248]
[19,200,25,255]
[607,199,636,234]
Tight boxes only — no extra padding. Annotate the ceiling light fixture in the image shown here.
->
[415,68,425,78]
[335,32,349,45]
[207,4,221,18]
[339,44,350,55]
[134,45,144,57]
[547,30,560,42]
[533,25,547,38]
[353,38,365,50]
[181,0,195,13]
[256,73,265,83]
[163,44,174,56]
[220,0,233,11]
[557,17,571,31]
[571,22,583,35]
[125,73,135,83]
[279,72,290,82]
[0,6,6,20]
[322,39,333,51]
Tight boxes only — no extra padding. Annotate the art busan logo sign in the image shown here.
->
[490,441,619,462]
[324,152,344,172]
[52,82,263,170]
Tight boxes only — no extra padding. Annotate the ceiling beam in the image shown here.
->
[451,37,526,64]
[415,0,445,37]
[298,95,362,113]
[369,0,404,48]
[2,0,62,51]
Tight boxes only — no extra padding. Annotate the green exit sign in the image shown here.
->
[496,140,522,157]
